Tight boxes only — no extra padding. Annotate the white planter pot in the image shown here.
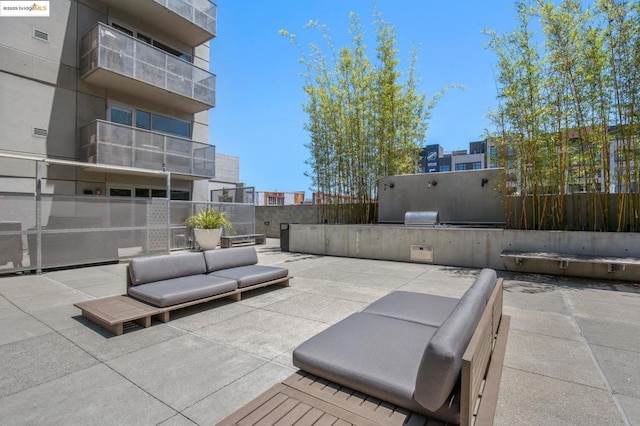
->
[194,228,222,250]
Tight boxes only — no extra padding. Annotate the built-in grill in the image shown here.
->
[404,211,440,226]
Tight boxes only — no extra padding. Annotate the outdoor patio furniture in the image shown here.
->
[501,249,640,273]
[220,269,509,426]
[220,233,266,248]
[75,246,291,335]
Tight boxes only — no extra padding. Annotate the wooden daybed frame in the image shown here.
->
[75,276,291,336]
[220,279,510,426]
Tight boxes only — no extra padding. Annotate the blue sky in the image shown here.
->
[209,0,519,192]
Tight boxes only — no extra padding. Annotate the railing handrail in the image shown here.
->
[82,119,214,152]
[154,0,218,22]
[83,22,217,79]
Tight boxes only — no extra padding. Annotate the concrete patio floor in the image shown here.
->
[0,239,638,425]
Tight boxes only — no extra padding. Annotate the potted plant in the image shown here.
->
[186,208,234,250]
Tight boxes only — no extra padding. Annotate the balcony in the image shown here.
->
[80,23,215,114]
[98,0,216,45]
[80,120,215,177]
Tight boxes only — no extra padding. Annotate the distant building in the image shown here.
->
[256,191,306,206]
[422,141,489,173]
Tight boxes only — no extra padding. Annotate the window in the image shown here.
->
[110,22,192,63]
[153,113,190,138]
[112,22,133,37]
[135,110,151,130]
[153,39,192,62]
[109,104,191,139]
[110,105,132,126]
[109,186,191,200]
[455,163,466,171]
[135,188,150,198]
[268,196,284,206]
[472,162,482,169]
[439,165,451,172]
[152,189,167,198]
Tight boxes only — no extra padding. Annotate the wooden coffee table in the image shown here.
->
[74,295,160,336]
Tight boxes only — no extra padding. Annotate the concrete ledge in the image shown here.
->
[288,224,640,281]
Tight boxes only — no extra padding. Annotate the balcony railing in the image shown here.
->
[80,23,215,113]
[80,120,215,177]
[97,0,216,45]
[153,0,217,40]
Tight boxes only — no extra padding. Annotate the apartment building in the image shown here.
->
[256,191,306,206]
[0,0,223,199]
[421,141,489,173]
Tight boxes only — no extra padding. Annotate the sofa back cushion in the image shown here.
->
[413,269,497,411]
[465,268,497,304]
[203,246,258,273]
[129,252,206,286]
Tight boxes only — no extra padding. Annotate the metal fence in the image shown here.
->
[0,193,255,275]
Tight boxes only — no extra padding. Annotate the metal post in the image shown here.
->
[166,171,171,252]
[35,161,43,274]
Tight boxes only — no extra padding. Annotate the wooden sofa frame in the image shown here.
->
[75,273,291,336]
[220,279,510,425]
[125,272,292,323]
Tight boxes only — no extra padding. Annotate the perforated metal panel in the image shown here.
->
[147,199,169,252]
[0,192,256,274]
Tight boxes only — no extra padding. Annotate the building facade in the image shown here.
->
[421,141,489,173]
[256,191,306,206]
[0,0,225,200]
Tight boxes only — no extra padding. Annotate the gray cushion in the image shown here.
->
[293,312,436,407]
[414,282,490,411]
[465,268,497,305]
[293,312,462,423]
[203,246,258,272]
[127,274,237,307]
[363,292,459,327]
[128,252,206,286]
[210,265,288,288]
[294,313,437,411]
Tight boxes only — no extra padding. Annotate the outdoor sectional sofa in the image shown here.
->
[75,246,290,336]
[220,268,509,426]
[127,246,290,310]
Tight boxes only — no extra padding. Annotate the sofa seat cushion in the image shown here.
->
[128,275,237,307]
[204,246,258,272]
[363,291,459,327]
[294,313,443,411]
[129,252,206,286]
[210,265,288,288]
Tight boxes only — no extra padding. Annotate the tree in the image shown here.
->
[281,9,436,223]
[486,0,640,231]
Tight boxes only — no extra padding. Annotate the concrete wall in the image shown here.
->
[288,224,640,281]
[256,205,322,237]
[378,169,504,224]
[213,153,240,184]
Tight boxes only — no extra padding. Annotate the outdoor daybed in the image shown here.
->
[220,268,509,426]
[127,246,290,311]
[75,246,290,335]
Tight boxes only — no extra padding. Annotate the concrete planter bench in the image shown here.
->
[220,233,266,248]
